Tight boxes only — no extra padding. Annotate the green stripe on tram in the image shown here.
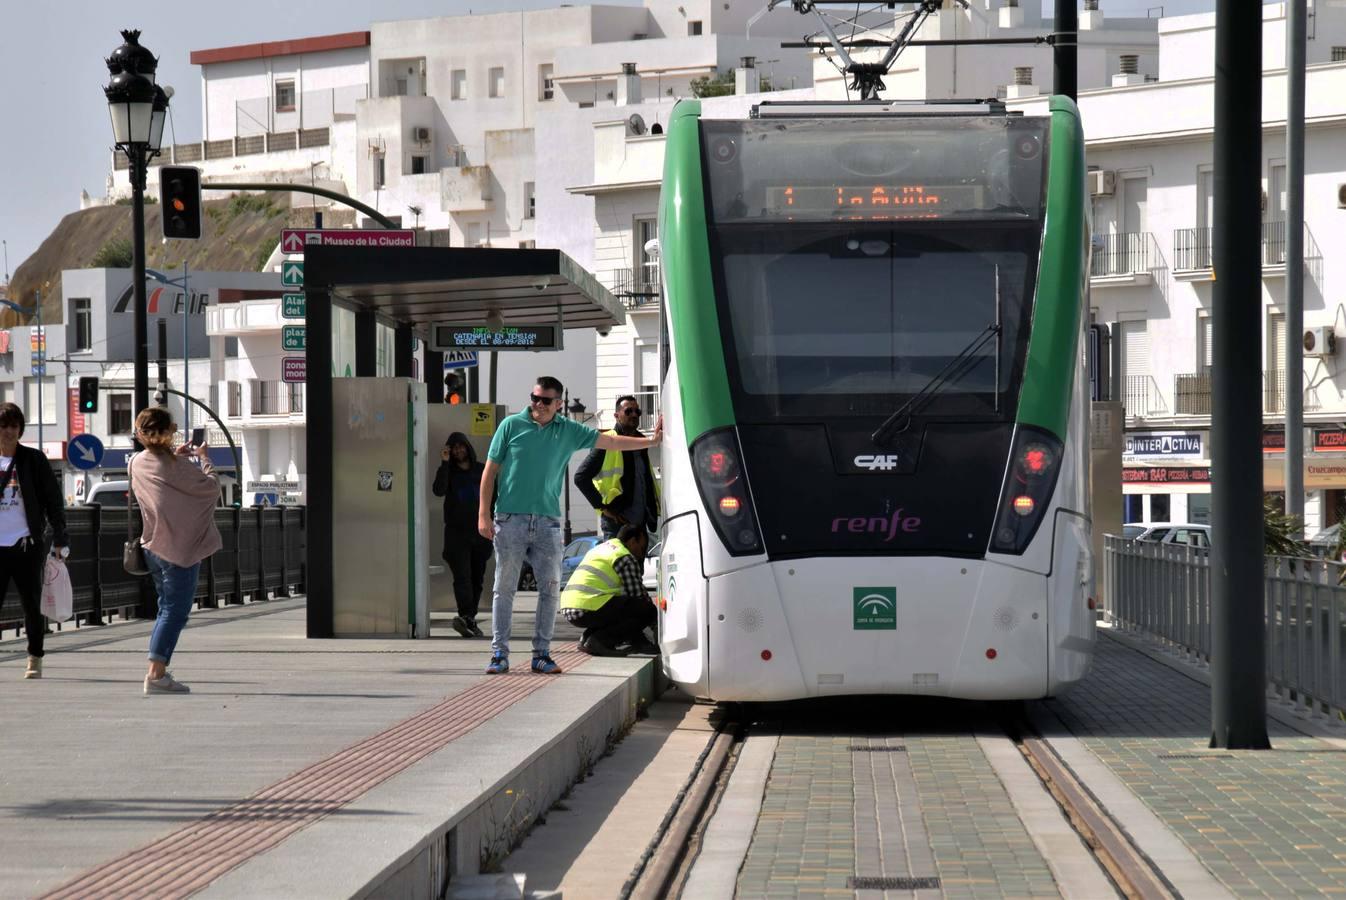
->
[1016,95,1088,440]
[660,100,736,443]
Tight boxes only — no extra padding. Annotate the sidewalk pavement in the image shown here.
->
[0,596,653,899]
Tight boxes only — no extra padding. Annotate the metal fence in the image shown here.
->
[1104,535,1346,720]
[0,506,306,636]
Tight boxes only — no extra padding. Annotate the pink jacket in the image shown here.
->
[129,450,223,568]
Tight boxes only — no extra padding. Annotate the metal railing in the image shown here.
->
[0,507,306,633]
[1173,227,1213,271]
[1265,369,1321,414]
[1105,535,1346,720]
[1122,374,1165,419]
[113,128,333,171]
[1091,231,1156,278]
[1173,371,1212,415]
[609,267,662,310]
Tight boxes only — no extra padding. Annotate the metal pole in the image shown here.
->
[131,150,149,445]
[183,261,191,443]
[1284,0,1307,535]
[1053,0,1078,100]
[157,318,169,409]
[1210,0,1270,750]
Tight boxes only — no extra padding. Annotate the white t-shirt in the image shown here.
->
[0,455,29,547]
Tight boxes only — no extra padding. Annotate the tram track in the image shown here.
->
[627,699,1178,899]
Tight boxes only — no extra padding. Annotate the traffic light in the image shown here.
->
[160,165,202,240]
[79,377,99,413]
[444,369,465,405]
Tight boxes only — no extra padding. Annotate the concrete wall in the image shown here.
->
[201,47,369,141]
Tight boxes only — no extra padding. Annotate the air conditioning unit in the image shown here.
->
[1087,169,1116,196]
[412,126,431,143]
[1304,326,1337,357]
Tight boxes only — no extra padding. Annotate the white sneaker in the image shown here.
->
[23,656,41,679]
[144,672,191,694]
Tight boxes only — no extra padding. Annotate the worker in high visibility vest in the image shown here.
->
[575,395,661,541]
[559,524,658,657]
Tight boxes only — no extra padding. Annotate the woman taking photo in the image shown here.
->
[129,408,221,694]
[0,402,68,679]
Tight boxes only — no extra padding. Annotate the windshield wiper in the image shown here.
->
[870,322,1003,446]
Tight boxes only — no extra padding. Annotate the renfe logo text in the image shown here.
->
[831,509,922,542]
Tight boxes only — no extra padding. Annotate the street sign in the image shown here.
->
[281,261,304,287]
[282,357,306,383]
[281,229,415,253]
[442,350,479,368]
[246,480,302,492]
[282,293,305,319]
[282,325,306,351]
[67,434,105,471]
[431,324,561,351]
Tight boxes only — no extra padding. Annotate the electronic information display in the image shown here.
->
[431,324,562,351]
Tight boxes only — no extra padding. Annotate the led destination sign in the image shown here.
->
[431,324,561,352]
[765,184,984,218]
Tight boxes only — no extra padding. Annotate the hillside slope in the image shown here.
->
[4,195,296,327]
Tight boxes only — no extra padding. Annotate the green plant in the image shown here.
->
[690,70,774,98]
[1264,495,1308,558]
[114,195,157,205]
[227,193,278,218]
[252,240,276,271]
[90,238,134,268]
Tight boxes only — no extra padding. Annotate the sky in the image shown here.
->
[0,0,1216,280]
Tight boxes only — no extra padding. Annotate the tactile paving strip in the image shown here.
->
[40,646,587,899]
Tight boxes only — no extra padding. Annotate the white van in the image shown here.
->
[83,478,233,508]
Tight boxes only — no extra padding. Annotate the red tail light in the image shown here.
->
[990,425,1063,554]
[691,428,762,555]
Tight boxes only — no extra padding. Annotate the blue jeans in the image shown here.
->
[489,514,562,658]
[144,549,201,665]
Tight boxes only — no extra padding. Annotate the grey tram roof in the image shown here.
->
[301,245,625,333]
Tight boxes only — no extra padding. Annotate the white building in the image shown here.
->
[1009,2,1346,532]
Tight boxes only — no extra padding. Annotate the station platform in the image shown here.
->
[0,598,655,899]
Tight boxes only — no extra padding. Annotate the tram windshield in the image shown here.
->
[700,116,1049,421]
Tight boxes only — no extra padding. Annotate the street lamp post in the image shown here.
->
[104,30,169,443]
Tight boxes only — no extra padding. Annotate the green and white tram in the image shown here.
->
[653,97,1094,702]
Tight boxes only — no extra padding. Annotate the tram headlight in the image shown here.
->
[691,428,762,556]
[989,425,1064,555]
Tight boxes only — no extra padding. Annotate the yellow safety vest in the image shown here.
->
[592,431,662,511]
[559,539,632,612]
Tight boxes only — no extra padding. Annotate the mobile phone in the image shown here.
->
[191,427,205,447]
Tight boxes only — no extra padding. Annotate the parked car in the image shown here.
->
[1132,522,1212,549]
[516,534,603,592]
[1122,524,1147,540]
[84,480,130,507]
[1308,523,1344,561]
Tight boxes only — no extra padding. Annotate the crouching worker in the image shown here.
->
[560,524,657,657]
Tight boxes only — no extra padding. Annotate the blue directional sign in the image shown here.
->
[67,433,105,471]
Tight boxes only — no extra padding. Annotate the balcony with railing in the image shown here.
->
[1172,224,1322,284]
[1173,372,1212,416]
[1122,374,1167,420]
[1264,369,1321,415]
[608,267,661,311]
[1172,227,1213,273]
[1090,231,1161,285]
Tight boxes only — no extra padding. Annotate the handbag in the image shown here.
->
[41,556,73,621]
[123,452,150,576]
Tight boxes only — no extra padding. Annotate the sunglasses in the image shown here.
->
[621,407,642,416]
[529,394,559,406]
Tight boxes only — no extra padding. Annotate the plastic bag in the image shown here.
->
[41,556,73,622]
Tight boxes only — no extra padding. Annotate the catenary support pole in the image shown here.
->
[1053,0,1077,100]
[1210,0,1270,750]
[1285,0,1306,533]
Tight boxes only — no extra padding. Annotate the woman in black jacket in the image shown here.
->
[432,432,492,638]
[0,403,69,679]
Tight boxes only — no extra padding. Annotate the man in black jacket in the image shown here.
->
[0,403,68,679]
[575,396,660,541]
[432,431,492,638]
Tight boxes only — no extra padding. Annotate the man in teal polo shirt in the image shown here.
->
[479,376,661,674]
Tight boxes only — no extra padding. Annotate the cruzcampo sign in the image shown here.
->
[853,586,897,630]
